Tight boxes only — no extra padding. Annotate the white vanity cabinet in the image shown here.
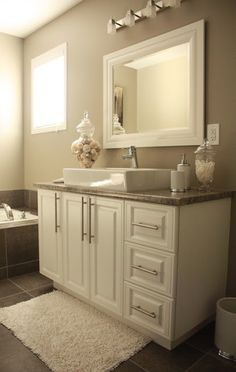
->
[38,189,123,316]
[37,187,231,350]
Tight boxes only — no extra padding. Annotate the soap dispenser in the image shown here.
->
[177,153,191,190]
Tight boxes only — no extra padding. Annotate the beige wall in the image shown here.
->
[23,0,236,294]
[0,33,23,190]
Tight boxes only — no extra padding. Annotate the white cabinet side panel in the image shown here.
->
[175,198,231,339]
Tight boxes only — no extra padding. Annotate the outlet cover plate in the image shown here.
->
[207,123,220,145]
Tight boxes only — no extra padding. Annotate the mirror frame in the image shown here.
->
[103,20,204,149]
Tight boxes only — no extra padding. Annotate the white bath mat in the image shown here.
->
[0,290,150,372]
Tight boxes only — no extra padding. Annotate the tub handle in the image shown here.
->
[55,193,60,233]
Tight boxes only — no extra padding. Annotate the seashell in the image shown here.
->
[83,144,91,153]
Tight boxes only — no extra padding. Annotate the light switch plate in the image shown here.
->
[207,123,220,145]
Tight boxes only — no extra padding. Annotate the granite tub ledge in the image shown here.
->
[34,182,233,206]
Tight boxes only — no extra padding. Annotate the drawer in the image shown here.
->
[125,201,178,252]
[124,242,175,297]
[124,283,174,338]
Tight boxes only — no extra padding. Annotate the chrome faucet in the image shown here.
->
[122,146,138,168]
[1,203,14,220]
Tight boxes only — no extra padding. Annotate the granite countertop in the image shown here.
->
[34,181,233,206]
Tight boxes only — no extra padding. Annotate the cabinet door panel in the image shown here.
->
[38,190,63,283]
[62,193,89,298]
[90,197,123,315]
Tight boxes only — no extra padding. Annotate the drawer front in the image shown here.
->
[124,243,175,297]
[125,201,177,252]
[124,283,174,338]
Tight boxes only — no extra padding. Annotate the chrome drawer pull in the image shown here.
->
[81,197,87,241]
[54,193,60,233]
[131,264,158,276]
[88,198,95,244]
[132,222,159,230]
[131,305,156,319]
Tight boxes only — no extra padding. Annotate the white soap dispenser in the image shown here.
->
[177,153,191,190]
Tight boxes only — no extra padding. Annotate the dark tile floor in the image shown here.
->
[0,273,235,372]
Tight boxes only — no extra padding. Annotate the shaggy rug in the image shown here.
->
[0,290,150,372]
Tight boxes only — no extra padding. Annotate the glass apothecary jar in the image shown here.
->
[194,139,216,191]
[71,112,101,168]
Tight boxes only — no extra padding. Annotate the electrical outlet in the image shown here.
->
[207,123,220,145]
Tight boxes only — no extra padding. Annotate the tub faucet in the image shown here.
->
[122,146,138,168]
[1,203,14,221]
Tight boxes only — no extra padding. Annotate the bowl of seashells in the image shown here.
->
[71,112,101,168]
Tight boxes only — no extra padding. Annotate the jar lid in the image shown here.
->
[194,139,216,155]
[76,111,95,137]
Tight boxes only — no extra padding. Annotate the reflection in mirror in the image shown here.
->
[113,43,189,134]
[103,20,204,148]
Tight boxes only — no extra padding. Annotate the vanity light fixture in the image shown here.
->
[124,10,139,27]
[107,19,122,35]
[143,0,162,18]
[107,0,183,34]
[162,0,181,8]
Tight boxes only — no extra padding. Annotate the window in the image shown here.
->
[31,43,67,134]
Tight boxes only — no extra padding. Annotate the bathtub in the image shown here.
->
[0,208,38,229]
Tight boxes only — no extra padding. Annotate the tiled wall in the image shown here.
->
[0,225,39,280]
[0,189,38,210]
[0,189,38,280]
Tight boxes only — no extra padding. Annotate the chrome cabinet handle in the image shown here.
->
[132,222,159,230]
[81,197,87,241]
[131,305,156,319]
[54,193,60,233]
[88,198,95,244]
[131,264,158,276]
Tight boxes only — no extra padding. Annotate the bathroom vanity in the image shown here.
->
[36,184,231,350]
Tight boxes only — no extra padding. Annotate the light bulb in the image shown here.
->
[124,9,135,27]
[163,0,181,8]
[144,0,157,18]
[107,19,117,35]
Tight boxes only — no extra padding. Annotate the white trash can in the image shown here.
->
[215,297,236,361]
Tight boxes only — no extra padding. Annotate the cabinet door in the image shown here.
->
[90,197,123,315]
[38,190,63,283]
[62,193,89,298]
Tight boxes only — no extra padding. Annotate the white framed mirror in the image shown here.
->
[103,20,204,148]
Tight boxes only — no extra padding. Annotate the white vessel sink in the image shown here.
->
[63,168,171,192]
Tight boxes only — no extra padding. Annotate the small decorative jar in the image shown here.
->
[112,114,125,135]
[194,139,216,191]
[71,112,101,168]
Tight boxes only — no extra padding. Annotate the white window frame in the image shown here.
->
[31,43,67,134]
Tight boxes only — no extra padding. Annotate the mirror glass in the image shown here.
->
[113,43,189,134]
[103,20,204,148]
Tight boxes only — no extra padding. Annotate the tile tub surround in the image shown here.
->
[35,182,233,206]
[0,189,39,279]
[0,275,236,372]
[0,189,38,210]
[0,225,39,280]
[0,190,24,209]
